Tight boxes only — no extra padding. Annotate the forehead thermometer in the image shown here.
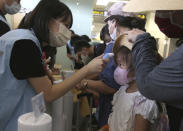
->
[103,53,114,60]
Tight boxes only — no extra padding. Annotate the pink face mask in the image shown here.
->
[114,66,134,86]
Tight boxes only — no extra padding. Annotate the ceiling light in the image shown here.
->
[96,0,109,6]
[96,0,128,6]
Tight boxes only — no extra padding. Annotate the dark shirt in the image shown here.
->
[10,40,45,80]
[0,11,10,36]
[93,43,106,57]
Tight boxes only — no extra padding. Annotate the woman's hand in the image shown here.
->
[75,80,85,91]
[85,55,106,75]
[125,29,145,43]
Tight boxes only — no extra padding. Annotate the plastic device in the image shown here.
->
[103,53,114,60]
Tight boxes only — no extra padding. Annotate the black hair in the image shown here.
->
[66,34,82,55]
[74,40,91,53]
[81,35,91,42]
[70,35,82,46]
[100,24,110,41]
[116,16,146,31]
[19,0,73,45]
[104,15,122,22]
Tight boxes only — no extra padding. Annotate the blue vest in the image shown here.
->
[0,29,42,131]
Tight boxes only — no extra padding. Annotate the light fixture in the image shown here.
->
[96,0,109,6]
[96,0,128,6]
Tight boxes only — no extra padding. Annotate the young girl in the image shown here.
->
[108,46,159,131]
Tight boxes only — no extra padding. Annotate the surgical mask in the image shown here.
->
[108,20,117,40]
[49,23,71,47]
[110,27,117,40]
[114,66,134,86]
[4,1,21,15]
[155,12,183,38]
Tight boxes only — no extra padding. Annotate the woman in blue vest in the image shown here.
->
[0,0,104,130]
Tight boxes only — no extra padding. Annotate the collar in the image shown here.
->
[106,40,114,46]
[67,40,74,50]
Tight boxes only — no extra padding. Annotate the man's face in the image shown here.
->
[81,47,89,57]
[76,48,89,57]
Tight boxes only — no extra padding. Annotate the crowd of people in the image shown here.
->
[0,0,183,131]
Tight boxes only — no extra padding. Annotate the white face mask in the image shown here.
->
[49,23,71,47]
[110,27,117,40]
[108,20,117,40]
[4,1,21,15]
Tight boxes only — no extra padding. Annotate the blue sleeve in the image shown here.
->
[104,42,114,54]
[100,59,121,90]
[132,33,183,108]
[100,42,120,90]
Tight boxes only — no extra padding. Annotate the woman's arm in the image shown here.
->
[78,79,116,94]
[86,74,99,80]
[134,114,150,131]
[29,57,104,102]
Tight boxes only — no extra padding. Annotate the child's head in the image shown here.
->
[113,45,163,86]
[113,34,132,54]
[114,46,135,86]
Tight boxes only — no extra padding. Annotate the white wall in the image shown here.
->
[145,12,168,58]
[56,0,94,69]
[20,0,40,13]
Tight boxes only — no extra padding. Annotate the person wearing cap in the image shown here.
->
[0,0,21,36]
[123,0,183,130]
[100,1,140,127]
[75,2,140,129]
[100,24,112,45]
